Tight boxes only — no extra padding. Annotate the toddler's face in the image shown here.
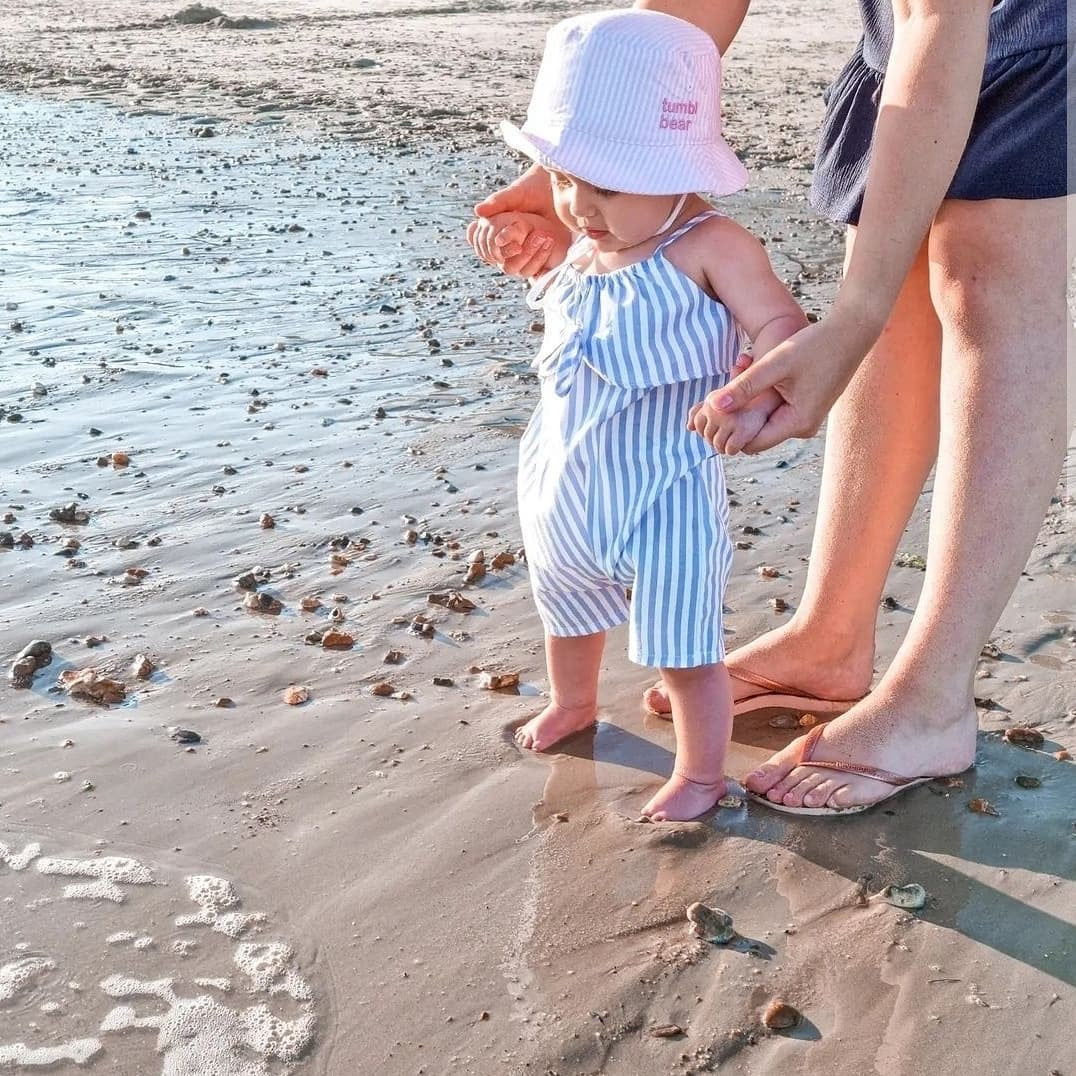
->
[546,169,681,254]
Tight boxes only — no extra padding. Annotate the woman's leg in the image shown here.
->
[646,231,942,713]
[747,196,1069,809]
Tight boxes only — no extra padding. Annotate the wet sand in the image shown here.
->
[1,3,1074,1074]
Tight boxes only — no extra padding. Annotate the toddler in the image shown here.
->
[467,10,806,821]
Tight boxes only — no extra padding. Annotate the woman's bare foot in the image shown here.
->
[744,682,978,810]
[643,622,874,716]
[515,701,597,752]
[640,772,728,822]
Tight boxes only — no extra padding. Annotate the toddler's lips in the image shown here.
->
[585,228,608,239]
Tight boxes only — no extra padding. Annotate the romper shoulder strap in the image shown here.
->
[654,208,724,253]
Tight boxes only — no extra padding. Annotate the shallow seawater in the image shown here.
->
[0,89,535,433]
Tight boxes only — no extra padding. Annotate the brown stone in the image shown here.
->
[59,668,126,706]
[321,629,355,650]
[1004,726,1045,748]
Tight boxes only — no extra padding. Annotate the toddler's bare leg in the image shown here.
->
[640,663,731,822]
[515,631,605,751]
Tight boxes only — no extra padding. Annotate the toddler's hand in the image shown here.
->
[466,212,555,278]
[688,376,783,456]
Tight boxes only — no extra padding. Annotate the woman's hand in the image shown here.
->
[473,165,571,277]
[715,313,879,453]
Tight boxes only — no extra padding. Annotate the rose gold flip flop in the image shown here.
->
[730,668,866,718]
[644,667,865,719]
[747,724,938,816]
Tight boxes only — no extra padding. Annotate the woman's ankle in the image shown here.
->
[730,617,874,697]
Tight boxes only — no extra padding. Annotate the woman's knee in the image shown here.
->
[927,196,1068,339]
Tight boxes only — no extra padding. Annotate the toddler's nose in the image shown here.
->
[567,183,595,219]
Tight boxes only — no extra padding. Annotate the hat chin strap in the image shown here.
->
[650,193,689,240]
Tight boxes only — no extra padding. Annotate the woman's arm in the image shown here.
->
[634,0,750,54]
[716,0,993,449]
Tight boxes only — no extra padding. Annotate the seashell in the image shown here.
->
[259,513,275,529]
[370,682,394,697]
[717,795,744,809]
[300,596,321,611]
[685,902,734,944]
[649,1024,685,1038]
[168,727,201,744]
[762,1000,800,1030]
[283,685,309,706]
[877,883,927,910]
[112,451,130,467]
[464,561,486,585]
[768,714,800,729]
[758,565,780,578]
[428,591,476,613]
[131,655,155,680]
[9,655,36,688]
[1014,774,1041,789]
[244,592,282,614]
[1004,726,1044,748]
[967,798,1000,817]
[490,551,516,569]
[798,713,818,728]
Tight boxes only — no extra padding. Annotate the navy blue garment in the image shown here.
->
[811,0,1072,224]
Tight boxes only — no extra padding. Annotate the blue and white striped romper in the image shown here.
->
[518,209,739,669]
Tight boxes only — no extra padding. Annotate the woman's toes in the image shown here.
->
[802,777,841,809]
[782,771,828,807]
[828,779,876,810]
[744,762,787,793]
[764,767,806,803]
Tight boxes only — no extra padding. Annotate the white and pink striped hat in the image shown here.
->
[501,10,747,197]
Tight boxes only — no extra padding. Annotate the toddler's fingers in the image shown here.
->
[507,238,554,279]
[468,220,497,265]
[493,220,529,259]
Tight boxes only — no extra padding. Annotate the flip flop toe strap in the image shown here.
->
[797,725,916,787]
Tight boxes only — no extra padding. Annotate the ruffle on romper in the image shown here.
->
[531,265,739,396]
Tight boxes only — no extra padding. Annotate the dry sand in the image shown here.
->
[1,2,1073,1074]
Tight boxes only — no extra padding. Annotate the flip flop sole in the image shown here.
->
[747,777,934,817]
[645,692,861,720]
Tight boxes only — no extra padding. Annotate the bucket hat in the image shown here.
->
[501,9,747,197]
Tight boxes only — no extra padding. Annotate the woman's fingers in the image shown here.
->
[474,164,552,219]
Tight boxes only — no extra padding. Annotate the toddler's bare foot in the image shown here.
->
[640,772,728,822]
[514,701,597,752]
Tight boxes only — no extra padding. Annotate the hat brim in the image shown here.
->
[500,120,747,198]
